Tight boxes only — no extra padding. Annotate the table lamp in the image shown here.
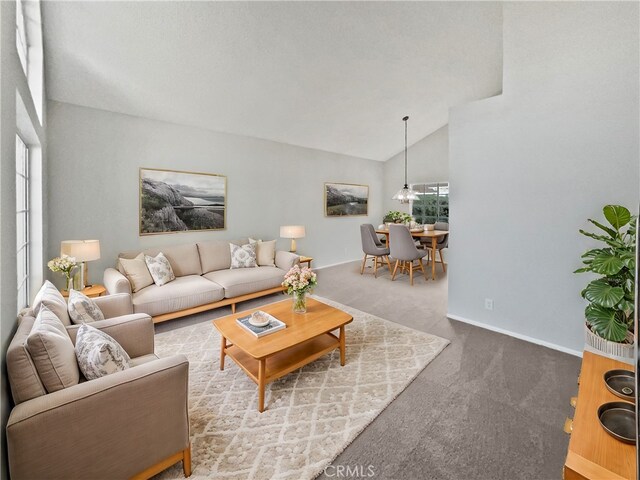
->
[280,226,305,253]
[60,239,101,289]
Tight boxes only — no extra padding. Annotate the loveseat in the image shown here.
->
[6,292,191,479]
[103,239,300,323]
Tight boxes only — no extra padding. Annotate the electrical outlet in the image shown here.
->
[485,298,494,311]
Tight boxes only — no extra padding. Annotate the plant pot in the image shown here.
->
[584,324,634,359]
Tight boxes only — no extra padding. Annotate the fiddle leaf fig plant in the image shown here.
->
[575,205,636,342]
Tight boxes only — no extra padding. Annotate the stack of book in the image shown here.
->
[236,311,286,337]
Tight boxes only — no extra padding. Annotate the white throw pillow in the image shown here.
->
[256,240,276,267]
[144,252,176,286]
[230,243,257,269]
[68,289,105,324]
[32,280,71,325]
[75,324,131,380]
[119,253,154,292]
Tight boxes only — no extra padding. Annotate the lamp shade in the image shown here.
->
[279,226,306,239]
[60,240,101,262]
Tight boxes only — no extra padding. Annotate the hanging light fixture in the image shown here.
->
[392,115,419,204]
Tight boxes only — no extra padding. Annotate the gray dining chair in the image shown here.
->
[388,224,428,285]
[419,221,449,273]
[360,224,392,278]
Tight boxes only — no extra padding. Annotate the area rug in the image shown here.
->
[153,296,449,480]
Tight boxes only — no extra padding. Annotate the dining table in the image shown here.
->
[375,228,449,280]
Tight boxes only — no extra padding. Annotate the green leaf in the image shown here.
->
[588,219,618,238]
[583,279,624,307]
[585,305,628,342]
[590,251,624,275]
[578,230,625,248]
[617,299,634,315]
[574,267,592,274]
[619,250,636,270]
[604,205,631,230]
[581,248,607,259]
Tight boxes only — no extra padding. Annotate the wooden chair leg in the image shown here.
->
[361,254,368,274]
[409,262,414,286]
[392,260,399,280]
[385,255,392,271]
[438,249,446,273]
[183,445,192,477]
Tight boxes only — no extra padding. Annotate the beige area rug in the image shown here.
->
[154,296,449,480]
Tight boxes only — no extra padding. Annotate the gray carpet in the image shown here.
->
[156,260,581,480]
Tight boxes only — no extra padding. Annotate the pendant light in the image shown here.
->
[392,115,419,204]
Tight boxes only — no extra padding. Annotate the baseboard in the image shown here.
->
[314,258,361,270]
[447,313,583,358]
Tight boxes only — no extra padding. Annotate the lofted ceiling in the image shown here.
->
[42,1,503,161]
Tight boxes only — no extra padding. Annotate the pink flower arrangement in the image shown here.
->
[282,264,317,295]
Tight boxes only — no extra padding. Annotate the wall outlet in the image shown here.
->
[485,298,494,310]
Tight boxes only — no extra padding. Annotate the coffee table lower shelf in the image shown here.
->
[222,332,342,412]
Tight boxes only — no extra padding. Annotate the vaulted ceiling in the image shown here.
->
[43,1,503,161]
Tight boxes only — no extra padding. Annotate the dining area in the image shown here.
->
[360,222,449,286]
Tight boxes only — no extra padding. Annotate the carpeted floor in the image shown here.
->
[156,260,581,480]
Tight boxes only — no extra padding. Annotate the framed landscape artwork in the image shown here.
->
[324,182,369,217]
[139,168,227,235]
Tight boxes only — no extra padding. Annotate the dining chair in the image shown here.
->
[360,224,392,278]
[419,221,449,273]
[388,224,428,285]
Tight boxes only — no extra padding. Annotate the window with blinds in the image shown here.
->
[16,135,29,310]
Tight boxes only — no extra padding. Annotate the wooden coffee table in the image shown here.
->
[213,297,353,412]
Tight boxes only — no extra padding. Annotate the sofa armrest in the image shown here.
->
[7,355,189,480]
[275,251,300,271]
[66,314,155,357]
[104,267,132,295]
[92,292,133,318]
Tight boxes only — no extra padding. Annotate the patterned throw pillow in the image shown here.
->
[144,252,176,286]
[230,243,257,269]
[75,324,131,380]
[67,289,105,325]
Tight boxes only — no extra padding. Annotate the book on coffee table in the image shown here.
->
[236,311,286,337]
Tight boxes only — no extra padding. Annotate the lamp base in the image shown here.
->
[290,239,297,253]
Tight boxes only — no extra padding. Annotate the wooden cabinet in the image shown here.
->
[564,351,636,480]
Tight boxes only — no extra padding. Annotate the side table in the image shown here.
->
[299,256,313,268]
[61,284,107,299]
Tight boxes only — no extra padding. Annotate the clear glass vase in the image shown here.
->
[66,276,74,293]
[292,291,307,313]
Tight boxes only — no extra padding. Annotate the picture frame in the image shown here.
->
[139,167,227,235]
[324,182,369,217]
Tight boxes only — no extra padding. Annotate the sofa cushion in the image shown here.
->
[119,253,154,293]
[32,280,71,326]
[26,306,80,393]
[68,289,105,324]
[230,243,257,269]
[120,243,202,277]
[132,275,225,317]
[145,252,176,286]
[204,267,286,298]
[6,316,47,404]
[75,324,131,380]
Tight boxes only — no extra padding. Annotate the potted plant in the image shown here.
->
[575,205,636,358]
[384,211,413,225]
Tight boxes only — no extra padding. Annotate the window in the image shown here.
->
[16,0,28,76]
[16,135,29,310]
[411,182,449,224]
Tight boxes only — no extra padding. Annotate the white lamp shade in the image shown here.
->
[279,225,306,239]
[60,240,101,262]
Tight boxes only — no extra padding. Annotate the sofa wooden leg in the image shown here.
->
[231,304,236,314]
[183,444,192,477]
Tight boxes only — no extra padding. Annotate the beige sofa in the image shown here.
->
[6,293,191,479]
[104,239,300,323]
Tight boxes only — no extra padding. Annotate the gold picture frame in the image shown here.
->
[324,182,369,217]
[139,167,227,235]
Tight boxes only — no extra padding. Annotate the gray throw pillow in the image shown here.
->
[144,252,175,286]
[75,324,131,380]
[68,289,105,324]
[230,243,257,269]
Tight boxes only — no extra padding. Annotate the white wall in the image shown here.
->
[448,2,639,354]
[46,101,385,286]
[0,1,47,478]
[383,125,449,217]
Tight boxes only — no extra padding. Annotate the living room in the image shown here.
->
[1,1,639,479]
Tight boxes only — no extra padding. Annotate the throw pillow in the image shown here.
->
[75,324,131,380]
[248,237,260,244]
[119,253,154,292]
[67,289,105,324]
[255,239,276,267]
[32,280,71,325]
[230,243,257,269]
[144,252,176,286]
[26,305,80,393]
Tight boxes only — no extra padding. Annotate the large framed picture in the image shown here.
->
[139,168,226,235]
[324,182,369,217]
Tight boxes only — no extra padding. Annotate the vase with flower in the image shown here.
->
[47,255,78,292]
[282,264,317,313]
